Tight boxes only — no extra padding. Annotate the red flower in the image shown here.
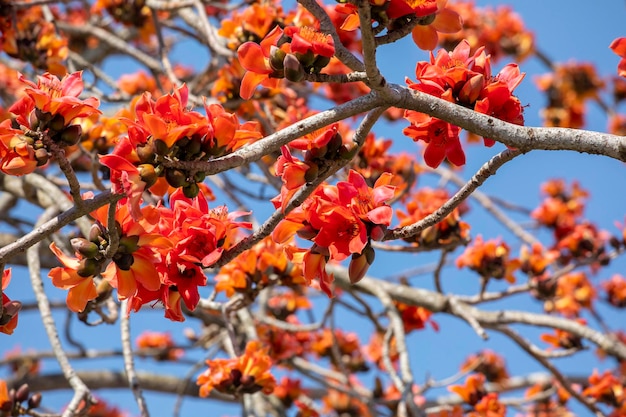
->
[386,0,438,20]
[48,243,99,313]
[237,26,284,99]
[284,26,335,58]
[403,112,464,167]
[610,37,626,77]
[11,72,100,126]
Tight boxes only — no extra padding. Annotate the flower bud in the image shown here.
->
[0,300,21,325]
[136,142,156,163]
[183,182,200,198]
[35,148,50,166]
[89,223,103,243]
[338,144,358,160]
[154,139,170,155]
[113,252,134,271]
[28,392,42,409]
[416,13,437,25]
[186,137,203,157]
[59,124,83,146]
[48,113,66,132]
[138,164,158,187]
[304,163,319,183]
[349,245,375,284]
[15,384,29,403]
[295,50,316,67]
[269,46,287,71]
[77,258,99,277]
[118,235,140,254]
[325,132,343,156]
[283,54,305,82]
[71,238,100,258]
[193,171,207,183]
[165,168,188,188]
[311,55,331,72]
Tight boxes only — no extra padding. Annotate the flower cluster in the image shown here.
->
[544,272,596,317]
[535,62,605,129]
[396,187,470,249]
[237,24,335,99]
[336,0,461,51]
[456,235,520,284]
[311,328,368,372]
[101,84,261,217]
[214,236,306,298]
[49,189,251,321]
[0,72,100,175]
[439,1,534,62]
[582,370,626,412]
[273,170,395,295]
[196,341,276,397]
[0,5,68,75]
[404,40,525,168]
[91,0,158,44]
[532,180,610,268]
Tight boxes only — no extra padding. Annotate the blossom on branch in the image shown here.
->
[403,40,524,168]
[197,340,276,397]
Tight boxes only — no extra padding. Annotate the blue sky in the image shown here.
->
[2,1,626,416]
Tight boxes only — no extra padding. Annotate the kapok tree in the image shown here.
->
[0,0,625,416]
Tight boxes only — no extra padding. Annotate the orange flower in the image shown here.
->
[0,379,10,410]
[456,235,520,283]
[403,112,464,167]
[92,203,170,303]
[237,26,285,100]
[535,62,604,128]
[449,374,486,406]
[582,370,624,407]
[395,301,438,333]
[197,340,276,397]
[274,377,303,407]
[13,71,100,126]
[0,128,38,176]
[469,392,506,417]
[48,242,99,313]
[439,2,534,63]
[1,14,68,75]
[136,331,183,361]
[540,320,584,350]
[284,26,335,57]
[1,269,20,335]
[311,328,367,372]
[545,272,596,317]
[404,39,524,166]
[396,187,470,248]
[410,0,463,51]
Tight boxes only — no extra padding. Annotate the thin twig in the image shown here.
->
[120,300,150,417]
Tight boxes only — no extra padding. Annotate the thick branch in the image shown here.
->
[396,86,626,162]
